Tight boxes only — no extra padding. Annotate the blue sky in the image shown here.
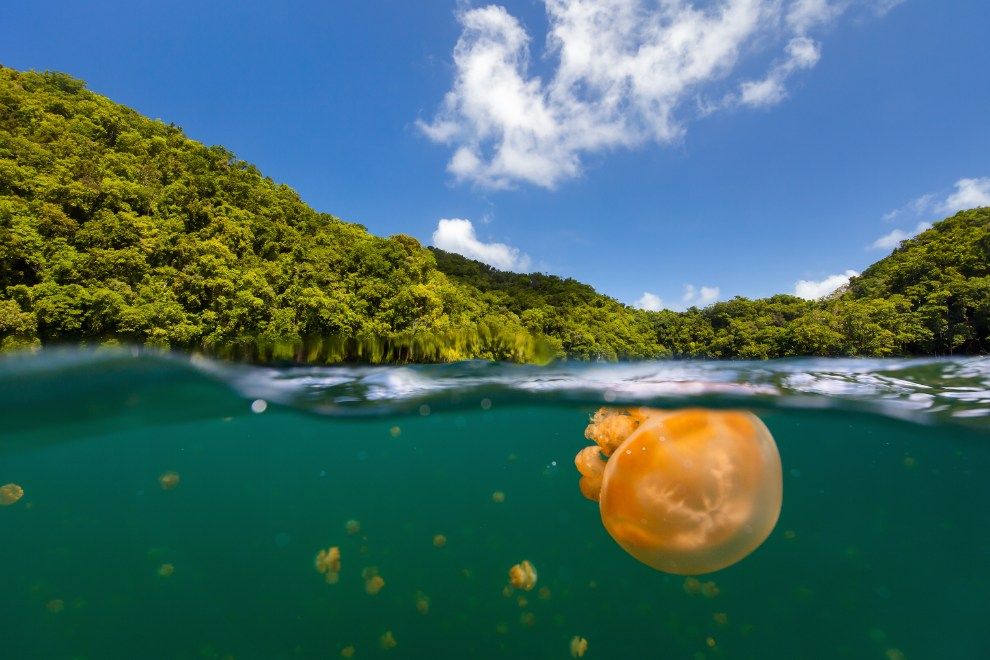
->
[2,1,988,309]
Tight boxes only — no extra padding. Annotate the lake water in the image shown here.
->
[1,350,988,659]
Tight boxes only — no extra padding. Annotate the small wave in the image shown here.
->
[1,349,988,429]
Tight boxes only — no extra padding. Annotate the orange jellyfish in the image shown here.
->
[158,472,180,490]
[570,636,589,658]
[0,483,24,506]
[575,407,782,575]
[508,560,537,591]
[315,547,341,584]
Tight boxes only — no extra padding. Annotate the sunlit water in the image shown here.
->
[1,349,988,659]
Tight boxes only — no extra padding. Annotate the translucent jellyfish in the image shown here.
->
[491,491,505,503]
[363,568,385,595]
[345,519,361,536]
[508,560,537,591]
[415,591,430,615]
[432,534,447,549]
[340,646,355,658]
[365,576,385,595]
[576,407,783,575]
[379,631,397,651]
[315,547,341,584]
[157,563,175,578]
[46,599,64,614]
[570,636,589,658]
[0,483,24,506]
[158,472,180,490]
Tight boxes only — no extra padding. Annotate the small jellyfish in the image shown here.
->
[517,596,528,608]
[157,563,175,578]
[315,547,341,584]
[415,591,430,615]
[389,426,401,438]
[379,631,397,651]
[537,586,552,601]
[158,472,180,490]
[340,645,355,658]
[701,581,720,599]
[345,520,361,536]
[492,491,505,503]
[432,534,447,549]
[683,577,702,595]
[365,574,385,596]
[519,611,536,628]
[46,599,65,614]
[576,407,783,575]
[570,636,589,658]
[0,483,24,506]
[508,560,537,591]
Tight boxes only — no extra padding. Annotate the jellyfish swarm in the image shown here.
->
[575,408,782,575]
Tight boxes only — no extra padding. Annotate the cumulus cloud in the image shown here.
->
[941,177,990,213]
[421,1,893,189]
[635,292,664,311]
[683,284,721,307]
[870,221,931,250]
[794,269,858,299]
[432,218,531,271]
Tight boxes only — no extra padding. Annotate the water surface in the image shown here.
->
[1,350,988,658]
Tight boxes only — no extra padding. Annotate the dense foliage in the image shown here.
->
[0,67,986,361]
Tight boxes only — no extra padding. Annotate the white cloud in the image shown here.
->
[873,0,906,16]
[787,0,842,34]
[683,284,721,307]
[634,292,664,311]
[737,36,821,108]
[881,192,935,222]
[870,221,931,250]
[872,175,988,250]
[431,218,531,271]
[940,177,990,213]
[794,269,858,299]
[421,1,889,189]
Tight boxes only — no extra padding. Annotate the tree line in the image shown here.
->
[1,67,987,362]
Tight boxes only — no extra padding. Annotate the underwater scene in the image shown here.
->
[1,350,989,659]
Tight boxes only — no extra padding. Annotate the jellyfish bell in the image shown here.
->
[582,408,782,575]
[1,483,24,506]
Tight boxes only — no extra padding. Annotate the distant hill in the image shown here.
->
[0,66,986,361]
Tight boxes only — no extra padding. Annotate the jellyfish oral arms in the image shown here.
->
[576,408,783,575]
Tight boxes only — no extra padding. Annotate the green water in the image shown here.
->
[1,351,989,659]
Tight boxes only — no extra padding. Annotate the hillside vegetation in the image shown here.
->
[1,67,987,362]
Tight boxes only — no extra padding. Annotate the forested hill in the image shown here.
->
[0,66,987,362]
[0,66,661,361]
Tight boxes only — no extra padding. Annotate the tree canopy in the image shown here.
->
[0,66,986,362]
